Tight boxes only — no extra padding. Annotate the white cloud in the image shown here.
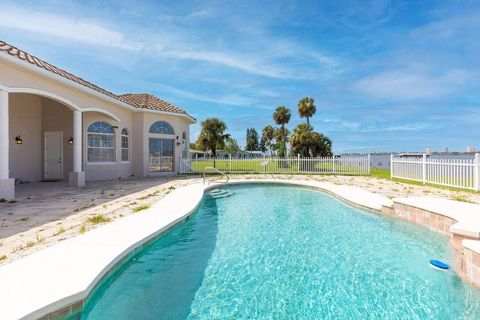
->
[155,83,257,107]
[154,46,287,78]
[0,5,341,80]
[352,68,471,100]
[321,118,439,133]
[410,12,480,46]
[0,7,141,51]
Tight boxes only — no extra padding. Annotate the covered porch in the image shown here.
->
[0,89,85,199]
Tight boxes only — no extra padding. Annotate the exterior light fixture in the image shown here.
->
[15,136,23,144]
[176,142,181,146]
[68,137,74,145]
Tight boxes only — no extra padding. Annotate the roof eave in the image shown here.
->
[0,53,196,123]
[140,108,197,123]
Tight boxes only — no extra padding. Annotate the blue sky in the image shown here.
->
[1,0,479,153]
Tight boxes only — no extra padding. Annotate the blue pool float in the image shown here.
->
[430,259,449,270]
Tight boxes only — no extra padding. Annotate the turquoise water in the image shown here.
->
[78,184,480,319]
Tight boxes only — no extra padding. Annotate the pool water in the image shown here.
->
[79,184,480,319]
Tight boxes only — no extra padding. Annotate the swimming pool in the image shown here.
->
[77,183,480,319]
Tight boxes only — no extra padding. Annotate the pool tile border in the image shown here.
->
[380,198,480,289]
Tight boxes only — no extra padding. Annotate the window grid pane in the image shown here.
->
[121,149,129,162]
[149,121,174,134]
[87,132,115,162]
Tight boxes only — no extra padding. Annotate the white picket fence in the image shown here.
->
[180,155,371,175]
[391,153,480,191]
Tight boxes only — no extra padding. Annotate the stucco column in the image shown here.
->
[73,110,82,172]
[69,110,85,187]
[0,90,15,199]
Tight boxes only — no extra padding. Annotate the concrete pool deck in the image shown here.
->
[0,176,200,263]
[1,179,480,319]
[2,174,479,264]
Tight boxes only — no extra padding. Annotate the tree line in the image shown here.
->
[194,97,332,158]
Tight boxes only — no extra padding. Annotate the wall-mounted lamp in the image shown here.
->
[15,136,23,144]
[176,142,181,146]
[68,137,74,145]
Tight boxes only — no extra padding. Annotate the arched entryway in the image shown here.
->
[0,87,121,199]
[7,93,77,184]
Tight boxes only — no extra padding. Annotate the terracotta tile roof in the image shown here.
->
[0,40,191,117]
[118,93,187,114]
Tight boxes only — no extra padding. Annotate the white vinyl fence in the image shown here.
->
[391,153,480,191]
[180,155,371,175]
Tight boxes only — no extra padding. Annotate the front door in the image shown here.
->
[149,138,174,173]
[44,131,63,180]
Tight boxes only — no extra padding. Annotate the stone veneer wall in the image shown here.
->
[382,202,480,289]
[382,203,456,235]
[39,300,83,320]
[464,248,480,288]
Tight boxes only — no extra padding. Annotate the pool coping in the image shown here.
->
[1,179,479,319]
[381,197,480,288]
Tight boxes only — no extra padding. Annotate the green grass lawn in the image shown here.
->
[370,168,478,194]
[370,168,391,179]
[187,161,478,194]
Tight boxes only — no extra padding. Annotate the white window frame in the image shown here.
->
[121,128,129,163]
[149,121,175,135]
[87,122,116,164]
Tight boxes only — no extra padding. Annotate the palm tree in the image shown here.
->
[297,97,316,127]
[290,123,332,158]
[196,118,229,167]
[245,128,259,153]
[224,137,240,156]
[273,106,291,127]
[290,123,313,157]
[273,106,291,157]
[262,125,275,156]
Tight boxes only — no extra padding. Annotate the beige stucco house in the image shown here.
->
[0,40,195,200]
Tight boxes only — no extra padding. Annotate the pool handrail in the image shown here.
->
[203,166,230,185]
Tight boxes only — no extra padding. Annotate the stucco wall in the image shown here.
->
[1,58,194,183]
[131,113,144,177]
[83,111,133,181]
[142,112,191,175]
[9,93,43,182]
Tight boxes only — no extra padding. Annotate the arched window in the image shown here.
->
[121,128,129,162]
[87,121,115,162]
[149,121,174,135]
[148,121,175,173]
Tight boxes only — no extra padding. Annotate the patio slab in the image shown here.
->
[0,176,200,263]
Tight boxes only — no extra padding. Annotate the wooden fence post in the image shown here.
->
[332,155,335,174]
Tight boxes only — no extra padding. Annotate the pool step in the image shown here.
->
[210,189,234,199]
